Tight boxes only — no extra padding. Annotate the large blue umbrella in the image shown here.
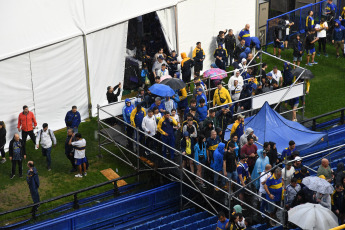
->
[148,84,175,97]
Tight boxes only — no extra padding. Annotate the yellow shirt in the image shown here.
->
[186,139,191,155]
[213,87,232,106]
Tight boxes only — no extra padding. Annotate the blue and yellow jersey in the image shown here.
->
[206,136,221,151]
[157,116,177,136]
[239,29,251,47]
[281,147,295,160]
[293,170,310,184]
[237,162,249,183]
[265,174,283,202]
[306,16,314,30]
[326,3,336,15]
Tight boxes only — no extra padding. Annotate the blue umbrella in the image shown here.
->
[148,84,175,97]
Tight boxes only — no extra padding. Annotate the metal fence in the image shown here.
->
[266,0,329,48]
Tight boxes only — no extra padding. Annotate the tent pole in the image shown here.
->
[82,35,93,118]
[174,5,180,54]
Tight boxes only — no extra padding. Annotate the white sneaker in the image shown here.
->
[83,172,87,176]
[75,174,83,178]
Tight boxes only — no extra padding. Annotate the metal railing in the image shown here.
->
[97,105,285,226]
[0,172,141,227]
[300,107,345,131]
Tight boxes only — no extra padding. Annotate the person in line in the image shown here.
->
[315,176,331,210]
[211,142,226,191]
[65,129,77,172]
[154,48,167,61]
[130,104,146,152]
[26,161,40,211]
[9,134,27,179]
[264,167,283,227]
[36,123,56,171]
[196,87,207,106]
[69,133,87,178]
[0,121,6,163]
[223,142,238,193]
[213,81,232,107]
[282,160,296,186]
[180,52,194,87]
[294,166,310,184]
[228,69,244,88]
[65,106,81,134]
[192,42,205,75]
[135,87,146,107]
[252,147,270,189]
[225,29,236,66]
[234,39,246,62]
[156,63,169,77]
[317,158,334,183]
[142,109,157,155]
[18,105,37,146]
[267,142,279,167]
[170,109,180,138]
[166,50,179,76]
[157,111,178,160]
[181,131,195,173]
[194,135,207,188]
[259,164,272,215]
[217,211,229,230]
[230,115,245,138]
[269,66,283,88]
[315,18,328,57]
[292,34,304,67]
[332,20,345,58]
[238,24,251,47]
[214,43,228,70]
[331,184,345,224]
[237,154,250,188]
[335,162,345,185]
[206,130,221,164]
[281,140,296,161]
[247,53,258,75]
[122,99,135,150]
[106,82,122,104]
[306,11,315,33]
[216,106,232,140]
[196,98,208,123]
[239,127,258,148]
[230,80,243,112]
[285,177,301,210]
[305,28,319,66]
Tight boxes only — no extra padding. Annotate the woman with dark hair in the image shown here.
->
[267,141,279,167]
[194,134,207,188]
[0,121,6,163]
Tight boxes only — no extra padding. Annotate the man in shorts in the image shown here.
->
[69,133,87,178]
[305,29,319,66]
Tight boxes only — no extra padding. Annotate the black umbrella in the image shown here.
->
[160,78,186,90]
[291,67,314,79]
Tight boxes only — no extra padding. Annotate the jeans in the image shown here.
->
[42,147,52,168]
[12,160,23,176]
[227,171,238,182]
[214,171,224,188]
[22,130,36,145]
[260,193,268,214]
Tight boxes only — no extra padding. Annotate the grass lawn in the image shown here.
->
[262,43,345,119]
[0,118,137,224]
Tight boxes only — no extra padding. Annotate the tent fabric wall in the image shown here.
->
[30,37,89,132]
[0,0,83,61]
[0,54,34,149]
[156,7,177,52]
[86,22,129,115]
[177,0,256,72]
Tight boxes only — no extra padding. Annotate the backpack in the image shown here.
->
[39,129,53,142]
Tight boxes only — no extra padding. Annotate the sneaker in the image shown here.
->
[83,172,87,176]
[1,158,6,164]
[306,63,313,66]
[10,175,15,179]
[311,61,318,65]
[75,174,83,178]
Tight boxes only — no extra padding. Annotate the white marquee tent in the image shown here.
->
[0,0,256,149]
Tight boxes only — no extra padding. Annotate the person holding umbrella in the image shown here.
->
[157,111,178,160]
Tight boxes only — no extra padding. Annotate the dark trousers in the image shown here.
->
[65,153,76,169]
[318,37,327,54]
[0,146,5,158]
[42,147,52,168]
[29,187,40,203]
[12,160,23,176]
[22,130,36,145]
[126,125,134,149]
[194,62,203,75]
[182,72,191,84]
[146,135,156,154]
[161,134,175,159]
[228,52,234,66]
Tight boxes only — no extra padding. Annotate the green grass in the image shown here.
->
[262,44,345,119]
[0,118,137,225]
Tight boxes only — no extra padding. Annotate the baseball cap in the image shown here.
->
[294,156,302,162]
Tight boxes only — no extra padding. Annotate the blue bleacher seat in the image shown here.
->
[160,215,173,225]
[251,223,267,230]
[199,223,217,230]
[267,225,283,230]
[174,226,186,230]
[193,211,209,221]
[171,219,184,228]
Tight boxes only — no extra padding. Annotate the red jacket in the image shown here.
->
[18,111,37,132]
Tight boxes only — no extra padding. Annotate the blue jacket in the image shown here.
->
[122,99,134,124]
[333,20,345,41]
[130,107,146,128]
[211,142,225,172]
[196,93,207,106]
[252,149,270,189]
[150,102,166,115]
[194,142,207,163]
[197,105,208,122]
[65,110,81,128]
[27,167,40,190]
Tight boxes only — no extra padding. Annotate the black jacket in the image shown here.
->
[0,127,6,147]
[181,59,194,77]
[9,138,26,159]
[267,142,278,166]
[293,39,304,57]
[65,135,76,155]
[216,110,232,131]
[225,34,236,53]
[247,58,258,76]
[239,85,252,110]
[234,44,246,61]
[332,190,345,213]
[106,84,121,104]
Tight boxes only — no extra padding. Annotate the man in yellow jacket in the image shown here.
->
[213,81,232,107]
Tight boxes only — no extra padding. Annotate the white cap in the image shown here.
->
[294,156,302,161]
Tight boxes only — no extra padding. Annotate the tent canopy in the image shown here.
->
[224,102,327,153]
